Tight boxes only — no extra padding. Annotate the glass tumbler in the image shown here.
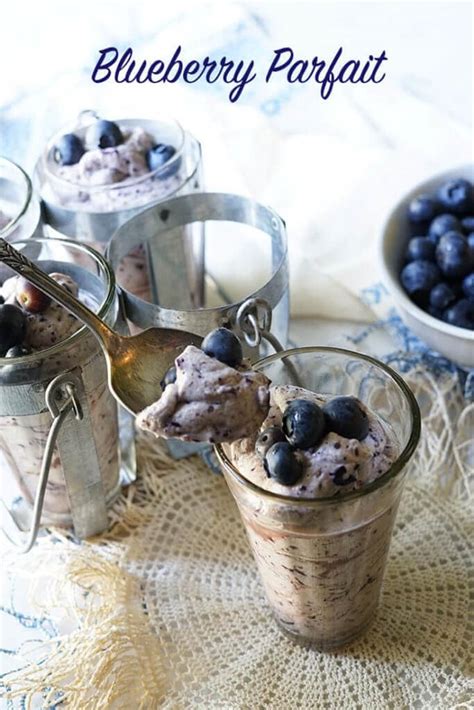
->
[0,238,125,550]
[0,157,42,243]
[216,347,421,649]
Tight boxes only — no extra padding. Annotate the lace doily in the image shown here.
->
[1,365,473,709]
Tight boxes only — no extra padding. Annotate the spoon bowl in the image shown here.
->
[0,238,201,414]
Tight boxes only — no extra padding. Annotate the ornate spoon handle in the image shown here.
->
[0,238,115,346]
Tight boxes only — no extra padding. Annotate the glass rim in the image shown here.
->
[0,236,117,366]
[39,115,192,192]
[215,345,421,507]
[0,158,33,238]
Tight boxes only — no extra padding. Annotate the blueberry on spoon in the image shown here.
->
[202,327,243,367]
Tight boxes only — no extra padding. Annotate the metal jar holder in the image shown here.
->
[106,192,290,359]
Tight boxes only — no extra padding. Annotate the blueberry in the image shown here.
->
[437,179,474,216]
[86,120,123,149]
[406,237,435,262]
[263,442,303,486]
[146,144,177,172]
[428,214,462,243]
[436,231,471,278]
[400,260,440,296]
[255,426,286,458]
[160,365,177,391]
[331,466,356,487]
[5,345,31,358]
[0,304,26,353]
[408,194,437,224]
[461,216,474,233]
[443,299,474,330]
[323,396,369,441]
[54,133,85,166]
[202,327,243,367]
[462,273,474,302]
[467,233,474,255]
[282,399,326,449]
[429,283,456,311]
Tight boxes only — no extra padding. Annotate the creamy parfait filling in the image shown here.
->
[136,327,398,497]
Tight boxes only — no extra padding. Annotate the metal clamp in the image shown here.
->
[1,370,109,553]
[236,297,302,386]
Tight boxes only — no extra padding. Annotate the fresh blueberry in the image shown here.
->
[160,365,177,391]
[429,282,456,311]
[282,399,327,449]
[54,133,85,166]
[428,214,462,243]
[435,231,471,278]
[255,426,286,458]
[5,345,31,358]
[462,273,474,302]
[86,120,123,149]
[437,179,474,216]
[406,237,435,262]
[0,304,26,353]
[400,260,440,296]
[461,216,474,233]
[263,442,303,486]
[331,466,356,487]
[202,327,243,367]
[147,144,176,171]
[408,194,437,224]
[443,299,474,330]
[467,233,474,255]
[428,305,443,320]
[323,396,369,441]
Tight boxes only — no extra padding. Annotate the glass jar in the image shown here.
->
[216,347,421,649]
[34,113,204,303]
[0,157,42,242]
[0,238,126,549]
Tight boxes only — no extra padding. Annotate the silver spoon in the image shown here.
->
[0,238,201,414]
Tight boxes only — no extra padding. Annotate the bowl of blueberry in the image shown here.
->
[380,165,474,368]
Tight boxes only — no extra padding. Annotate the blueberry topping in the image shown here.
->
[202,327,243,367]
[461,216,474,233]
[282,399,326,449]
[467,233,474,255]
[429,282,456,311]
[0,304,27,353]
[400,260,440,296]
[408,194,437,224]
[462,273,474,302]
[255,426,286,458]
[5,345,31,358]
[323,396,369,441]
[263,442,303,485]
[406,237,435,263]
[428,214,462,243]
[86,119,123,149]
[54,133,85,166]
[146,144,176,171]
[332,465,356,486]
[435,231,471,278]
[160,365,177,391]
[443,299,474,330]
[437,179,474,216]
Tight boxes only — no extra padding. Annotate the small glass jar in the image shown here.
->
[0,238,126,547]
[216,347,421,650]
[0,157,42,242]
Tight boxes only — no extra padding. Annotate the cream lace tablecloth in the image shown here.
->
[1,345,472,709]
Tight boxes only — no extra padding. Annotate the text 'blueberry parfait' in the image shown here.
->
[136,331,420,648]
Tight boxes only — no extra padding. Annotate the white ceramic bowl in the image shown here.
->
[379,165,474,369]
